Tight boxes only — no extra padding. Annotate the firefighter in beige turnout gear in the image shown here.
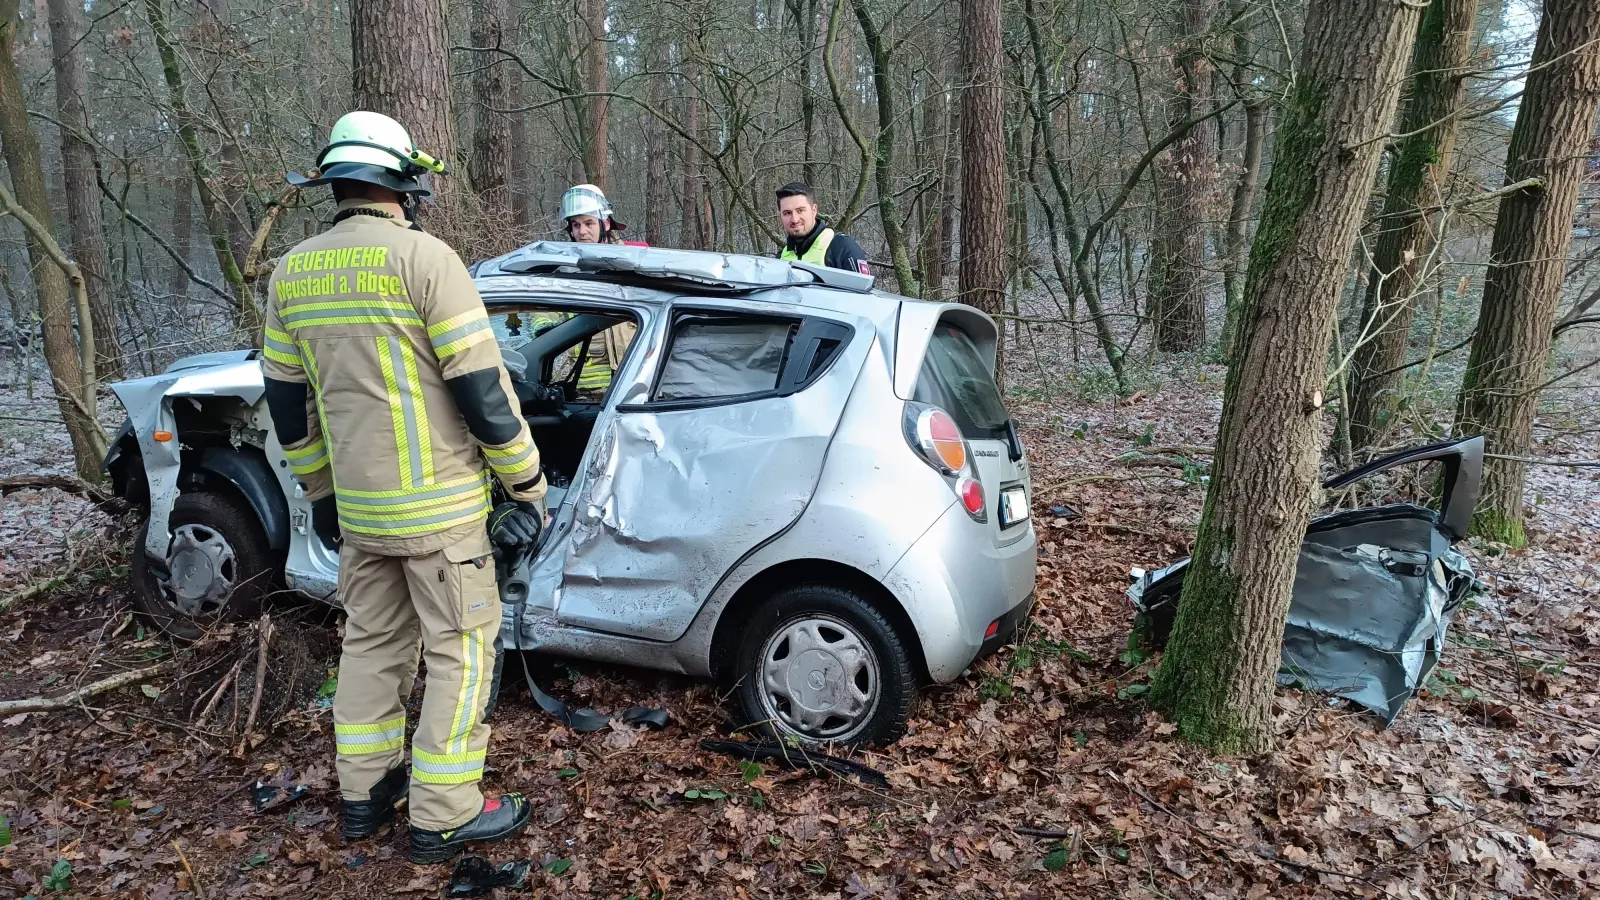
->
[263,111,538,863]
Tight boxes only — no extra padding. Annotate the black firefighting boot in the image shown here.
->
[340,765,409,840]
[408,793,532,864]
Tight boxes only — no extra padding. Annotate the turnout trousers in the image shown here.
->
[331,529,501,830]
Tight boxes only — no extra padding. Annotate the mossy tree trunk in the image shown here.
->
[854,0,917,296]
[1150,0,1422,755]
[1454,0,1600,547]
[1348,0,1478,453]
[1149,0,1217,353]
[46,0,121,379]
[0,0,107,480]
[1219,0,1265,360]
[145,0,259,338]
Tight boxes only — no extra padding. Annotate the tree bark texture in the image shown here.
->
[145,0,258,337]
[507,6,532,232]
[1454,0,1600,546]
[472,0,517,250]
[680,54,706,249]
[1220,0,1264,358]
[583,0,610,191]
[351,0,461,237]
[0,0,105,479]
[169,181,193,300]
[1150,0,1422,754]
[957,0,1005,315]
[1348,0,1478,452]
[46,0,120,378]
[1149,0,1217,352]
[854,0,914,294]
[196,0,257,278]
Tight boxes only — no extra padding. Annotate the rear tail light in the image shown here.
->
[904,402,986,522]
[958,476,984,516]
[907,406,967,474]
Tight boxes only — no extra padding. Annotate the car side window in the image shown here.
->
[639,311,853,408]
[655,317,794,401]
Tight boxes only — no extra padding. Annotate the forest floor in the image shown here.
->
[0,346,1597,899]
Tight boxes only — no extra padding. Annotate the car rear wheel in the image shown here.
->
[131,491,279,640]
[732,584,916,747]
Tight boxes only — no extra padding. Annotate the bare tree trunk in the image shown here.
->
[1454,0,1600,546]
[680,54,705,249]
[645,73,667,245]
[854,0,915,294]
[1149,0,1217,352]
[1348,0,1478,453]
[0,0,106,479]
[144,0,258,337]
[1150,0,1422,754]
[351,0,461,239]
[1023,0,1125,391]
[1220,101,1263,355]
[197,0,256,274]
[582,0,610,191]
[507,5,531,232]
[168,180,193,300]
[957,0,1005,316]
[787,0,819,186]
[472,0,516,251]
[46,0,119,378]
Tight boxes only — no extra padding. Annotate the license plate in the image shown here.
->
[1000,485,1029,528]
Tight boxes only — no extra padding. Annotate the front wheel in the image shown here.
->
[131,491,280,640]
[731,584,916,747]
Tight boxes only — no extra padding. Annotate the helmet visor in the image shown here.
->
[287,161,432,196]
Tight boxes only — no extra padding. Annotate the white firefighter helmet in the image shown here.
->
[286,111,443,195]
[560,184,627,230]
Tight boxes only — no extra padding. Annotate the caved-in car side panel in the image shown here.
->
[555,306,875,643]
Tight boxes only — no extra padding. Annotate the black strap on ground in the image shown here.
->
[699,739,889,789]
[498,543,670,733]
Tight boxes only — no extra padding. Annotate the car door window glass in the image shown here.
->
[655,318,796,401]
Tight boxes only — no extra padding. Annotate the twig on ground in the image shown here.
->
[1013,825,1076,839]
[0,661,176,714]
[235,615,273,757]
[0,473,124,512]
[0,574,71,614]
[194,657,244,727]
[173,839,207,899]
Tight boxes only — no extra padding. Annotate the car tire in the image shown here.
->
[131,491,280,641]
[731,584,916,747]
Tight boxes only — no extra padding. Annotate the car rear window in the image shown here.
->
[913,323,1010,440]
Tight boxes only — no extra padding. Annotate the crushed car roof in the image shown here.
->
[471,241,877,295]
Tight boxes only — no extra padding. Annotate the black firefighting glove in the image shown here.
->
[489,500,545,550]
[311,496,341,548]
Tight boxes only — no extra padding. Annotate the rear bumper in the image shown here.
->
[883,503,1037,682]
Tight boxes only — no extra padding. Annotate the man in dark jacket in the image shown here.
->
[775,182,871,275]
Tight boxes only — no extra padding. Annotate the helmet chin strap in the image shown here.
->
[401,194,423,231]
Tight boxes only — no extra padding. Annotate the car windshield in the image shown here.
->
[913,323,1010,440]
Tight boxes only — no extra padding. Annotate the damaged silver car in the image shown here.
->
[103,242,1038,745]
[1128,437,1483,723]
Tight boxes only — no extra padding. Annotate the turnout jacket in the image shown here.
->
[261,200,545,556]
